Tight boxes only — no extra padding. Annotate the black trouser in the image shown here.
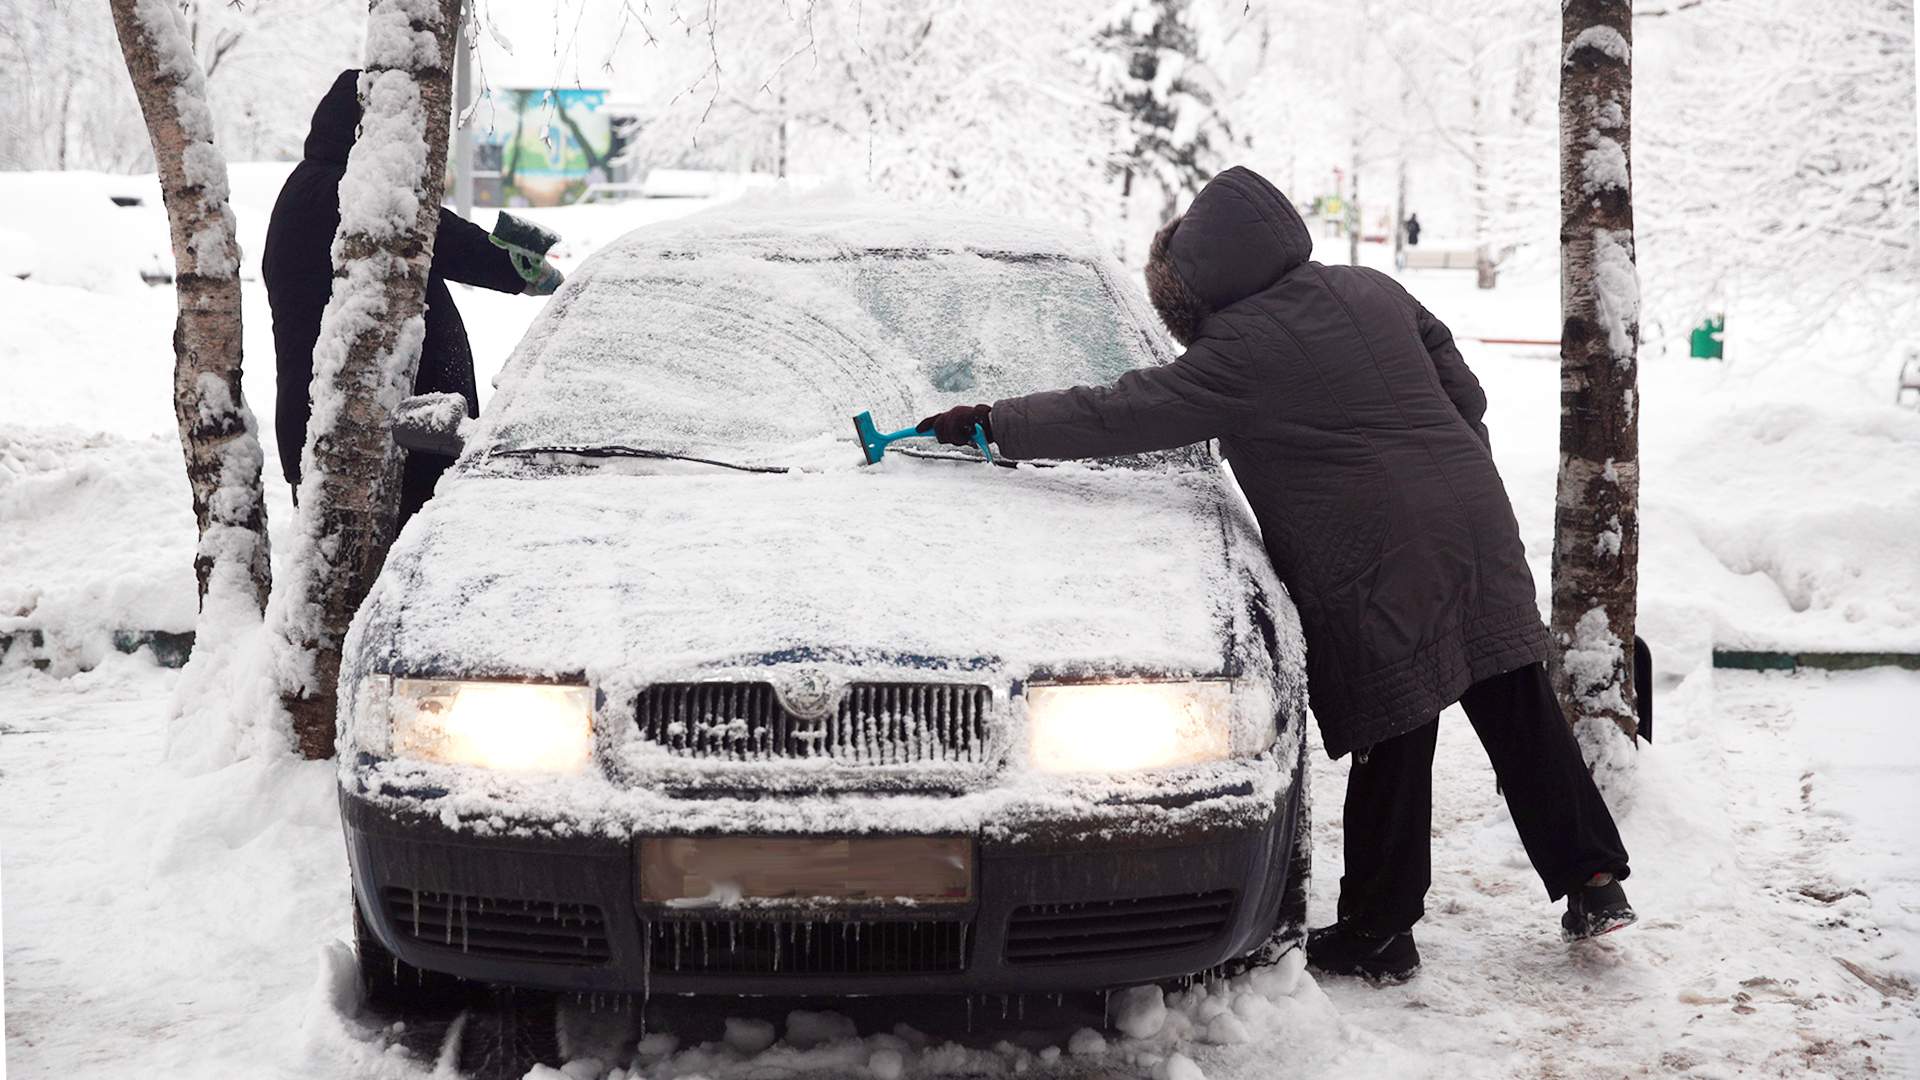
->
[1336,663,1631,935]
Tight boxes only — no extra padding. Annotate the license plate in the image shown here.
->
[639,836,974,906]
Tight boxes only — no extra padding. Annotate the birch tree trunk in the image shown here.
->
[1471,69,1499,290]
[108,0,272,618]
[1552,0,1641,772]
[268,0,463,760]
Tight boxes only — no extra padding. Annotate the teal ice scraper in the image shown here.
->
[853,411,993,465]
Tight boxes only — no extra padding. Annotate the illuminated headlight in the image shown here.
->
[388,678,594,774]
[1026,680,1233,774]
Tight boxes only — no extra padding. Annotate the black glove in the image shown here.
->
[917,403,993,447]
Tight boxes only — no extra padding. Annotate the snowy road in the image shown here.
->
[1308,669,1920,1079]
[4,659,1914,1078]
[0,658,346,1079]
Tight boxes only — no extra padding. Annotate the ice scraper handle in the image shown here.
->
[852,410,994,465]
[967,423,993,462]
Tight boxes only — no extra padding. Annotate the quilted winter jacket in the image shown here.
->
[991,166,1550,757]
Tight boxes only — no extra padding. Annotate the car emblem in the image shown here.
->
[778,670,839,721]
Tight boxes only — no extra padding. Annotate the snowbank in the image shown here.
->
[1647,399,1920,655]
[1393,264,1920,669]
[0,657,350,1078]
[0,427,198,667]
[0,171,174,292]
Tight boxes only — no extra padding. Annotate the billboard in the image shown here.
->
[471,88,614,207]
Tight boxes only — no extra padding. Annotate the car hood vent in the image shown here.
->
[636,681,991,764]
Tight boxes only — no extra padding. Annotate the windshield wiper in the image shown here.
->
[494,445,790,474]
[891,445,1032,469]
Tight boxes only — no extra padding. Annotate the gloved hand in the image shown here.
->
[524,261,565,297]
[916,403,993,446]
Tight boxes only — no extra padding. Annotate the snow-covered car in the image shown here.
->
[337,203,1312,1002]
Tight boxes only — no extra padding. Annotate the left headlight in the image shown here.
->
[387,678,595,774]
[1026,680,1233,774]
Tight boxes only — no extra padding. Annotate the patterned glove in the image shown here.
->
[524,261,565,297]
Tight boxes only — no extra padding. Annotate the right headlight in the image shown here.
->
[1026,680,1234,774]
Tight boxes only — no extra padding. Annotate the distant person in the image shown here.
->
[917,166,1634,983]
[1404,212,1423,246]
[263,69,561,527]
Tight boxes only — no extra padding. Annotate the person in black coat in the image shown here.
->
[920,166,1634,981]
[264,69,549,527]
[1404,212,1422,246]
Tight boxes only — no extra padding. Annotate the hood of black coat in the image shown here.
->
[1168,166,1312,314]
[304,69,362,164]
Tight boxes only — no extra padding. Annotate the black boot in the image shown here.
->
[1562,874,1637,942]
[1305,923,1420,982]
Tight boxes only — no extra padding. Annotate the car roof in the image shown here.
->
[584,196,1111,271]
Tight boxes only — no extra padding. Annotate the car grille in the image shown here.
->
[646,917,969,975]
[383,887,612,965]
[1003,890,1236,965]
[634,681,991,764]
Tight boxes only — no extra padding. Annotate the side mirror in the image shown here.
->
[393,392,469,458]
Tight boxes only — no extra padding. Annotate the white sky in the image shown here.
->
[470,0,667,96]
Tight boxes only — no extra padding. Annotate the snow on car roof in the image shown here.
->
[587,189,1112,263]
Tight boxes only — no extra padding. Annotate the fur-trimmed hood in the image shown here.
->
[1144,166,1313,346]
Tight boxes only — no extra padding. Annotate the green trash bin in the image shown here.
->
[1690,314,1724,360]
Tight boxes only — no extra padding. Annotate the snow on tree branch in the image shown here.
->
[1636,0,1917,352]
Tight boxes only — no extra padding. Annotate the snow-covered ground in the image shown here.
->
[4,176,1918,1078]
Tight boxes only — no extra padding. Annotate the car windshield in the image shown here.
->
[483,250,1195,469]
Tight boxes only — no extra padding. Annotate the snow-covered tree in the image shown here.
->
[1,0,357,171]
[1094,0,1234,235]
[268,0,464,760]
[1383,0,1557,286]
[627,0,1126,237]
[0,1,151,171]
[1552,0,1641,773]
[1634,0,1918,353]
[108,0,273,618]
[179,0,364,161]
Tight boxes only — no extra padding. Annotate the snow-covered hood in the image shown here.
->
[353,456,1267,695]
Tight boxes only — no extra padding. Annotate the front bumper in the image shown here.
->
[342,754,1306,995]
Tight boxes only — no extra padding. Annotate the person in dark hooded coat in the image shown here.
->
[264,69,549,526]
[920,166,1634,981]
